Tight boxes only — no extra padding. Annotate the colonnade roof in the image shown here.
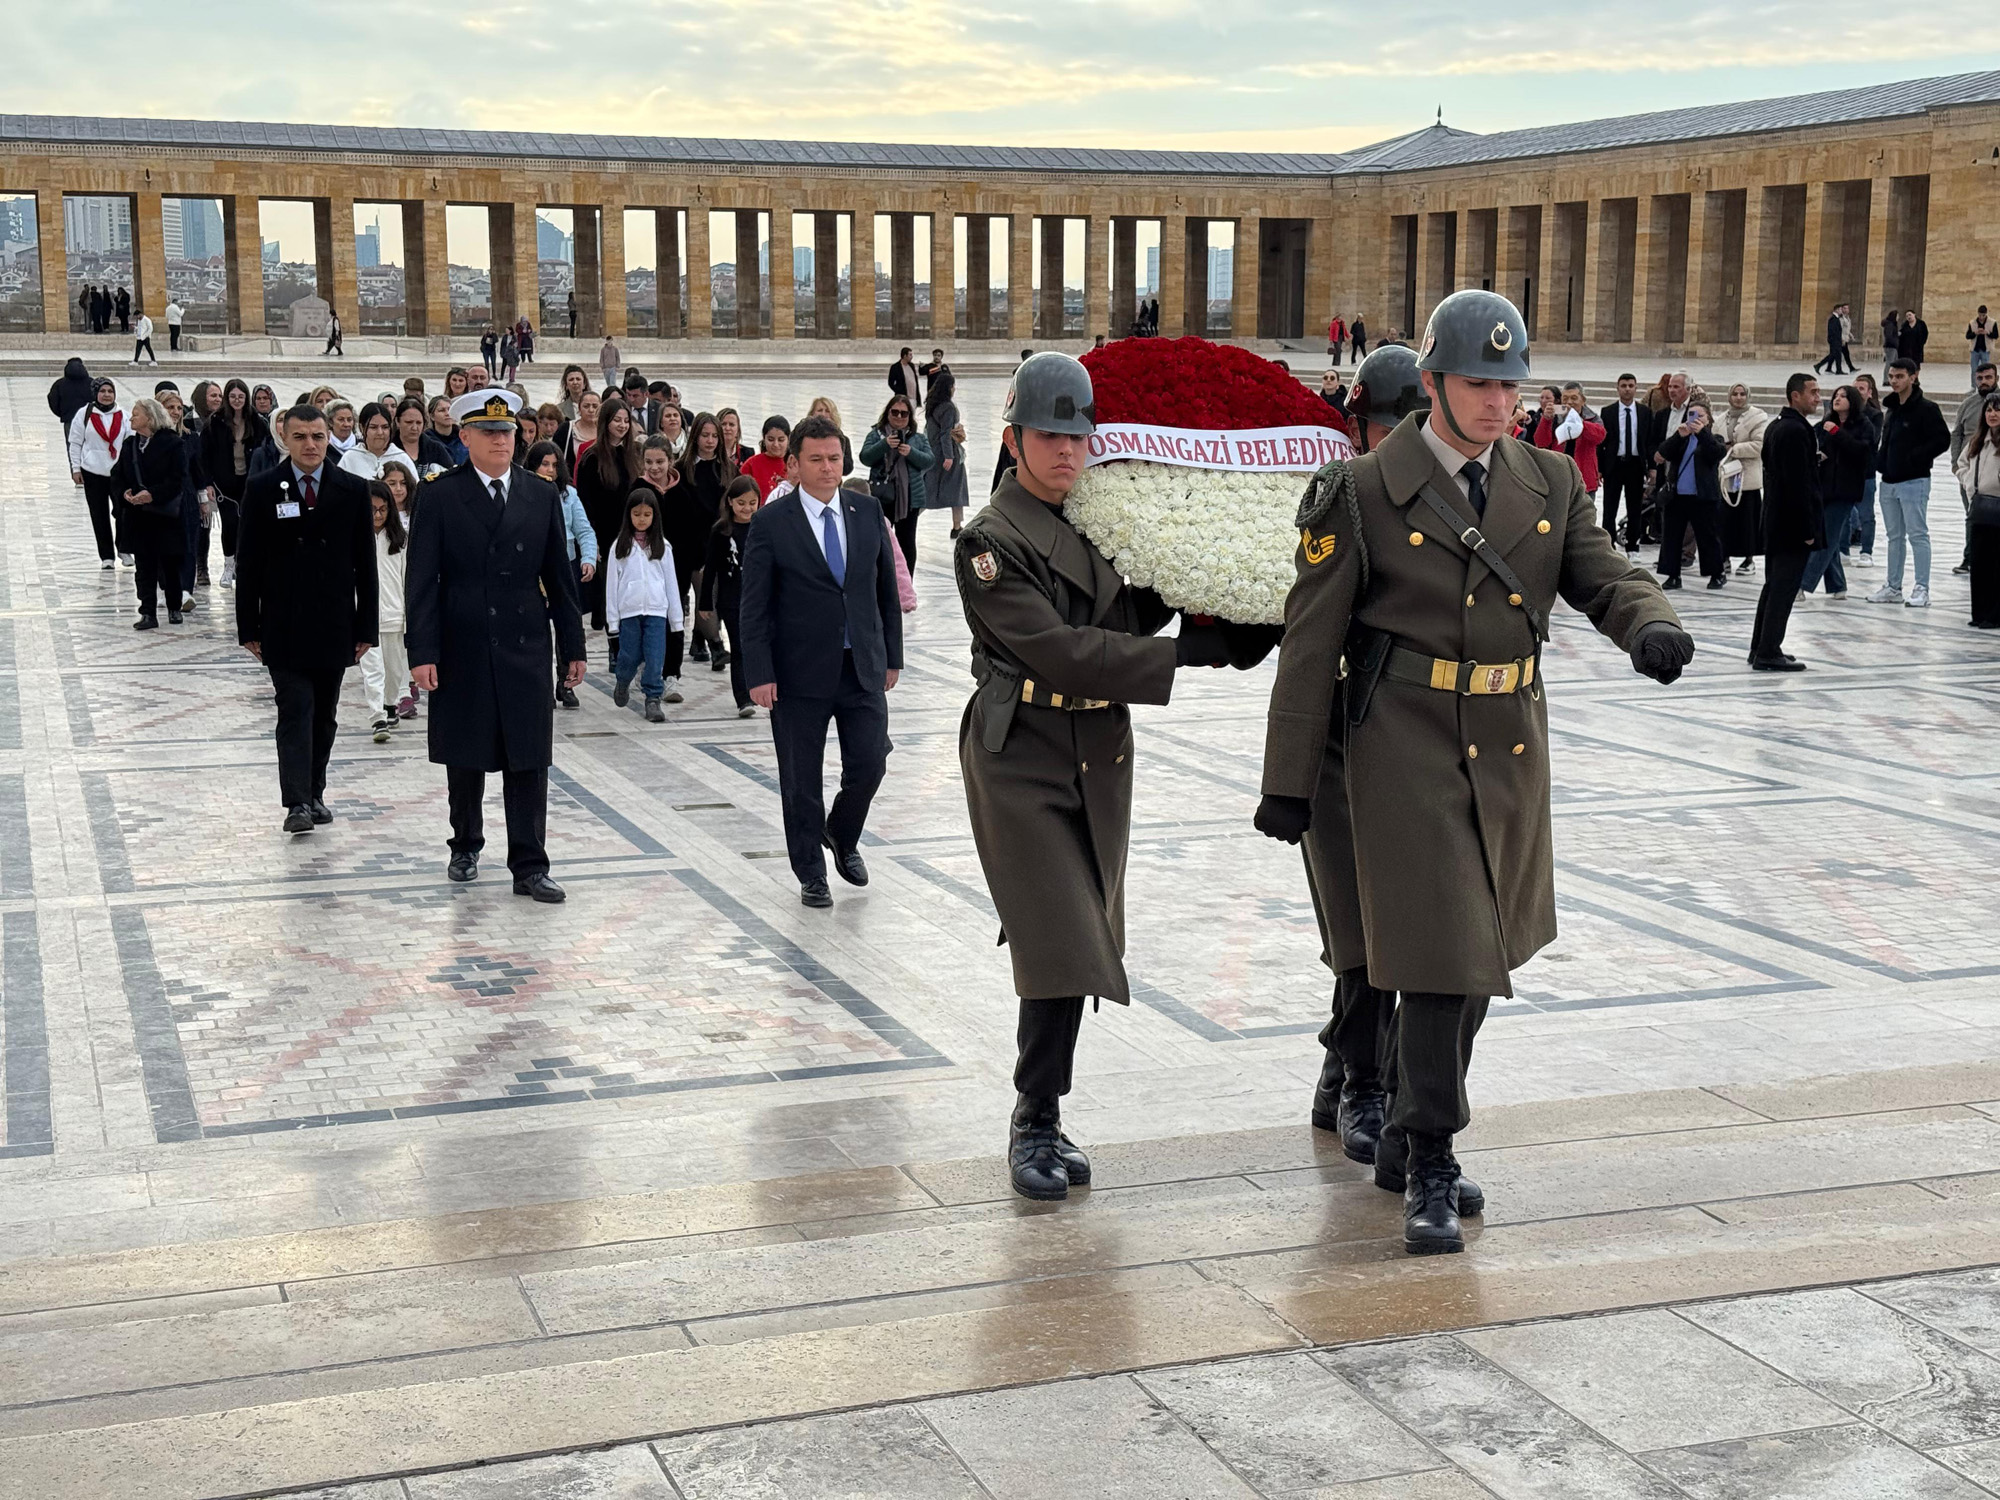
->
[3,70,1998,183]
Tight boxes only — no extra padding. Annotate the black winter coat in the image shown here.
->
[200,413,271,502]
[112,429,185,522]
[1759,408,1825,552]
[697,520,748,618]
[1816,411,1877,507]
[1877,389,1951,483]
[234,464,378,672]
[404,465,586,773]
[47,359,94,431]
[1658,428,1728,507]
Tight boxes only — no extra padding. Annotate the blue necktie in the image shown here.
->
[820,505,846,586]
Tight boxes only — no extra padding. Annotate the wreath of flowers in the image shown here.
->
[1065,337,1350,626]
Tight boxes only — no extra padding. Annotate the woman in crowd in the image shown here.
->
[534,403,563,447]
[674,414,732,668]
[479,328,498,377]
[1803,383,1875,601]
[525,441,598,708]
[67,375,127,569]
[112,397,186,627]
[325,399,358,455]
[250,384,278,423]
[557,365,590,420]
[742,415,790,499]
[807,395,855,475]
[499,328,520,384]
[359,480,409,742]
[576,393,641,641]
[1954,393,2000,628]
[427,396,467,464]
[516,317,534,366]
[391,396,454,476]
[340,402,418,484]
[1847,372,1883,566]
[154,387,206,609]
[658,401,688,462]
[718,408,755,468]
[924,368,969,537]
[443,366,470,401]
[198,377,266,586]
[1715,382,1770,576]
[186,380,221,585]
[1655,398,1728,590]
[861,392,936,573]
[563,388,601,468]
[698,475,760,717]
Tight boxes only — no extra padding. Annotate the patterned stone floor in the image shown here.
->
[2,364,1999,1498]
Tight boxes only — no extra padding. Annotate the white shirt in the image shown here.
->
[134,315,152,341]
[1662,404,1687,450]
[1420,420,1495,505]
[797,488,849,573]
[163,302,183,326]
[340,446,417,483]
[604,541,684,635]
[1613,400,1641,458]
[470,464,511,504]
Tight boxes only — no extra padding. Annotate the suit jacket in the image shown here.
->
[235,462,378,672]
[887,362,922,402]
[1826,312,1844,345]
[405,464,586,772]
[1760,407,1826,551]
[1598,401,1655,467]
[739,489,903,697]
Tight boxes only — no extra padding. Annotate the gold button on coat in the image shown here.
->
[1509,592,1523,606]
[1537,519,1551,534]
[1467,744,1479,759]
[1409,531,1424,546]
[1465,593,1476,607]
[1513,743,1525,755]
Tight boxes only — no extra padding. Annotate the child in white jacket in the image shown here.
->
[605,486,683,723]
[358,480,409,742]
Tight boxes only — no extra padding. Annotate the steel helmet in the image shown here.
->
[1347,344,1431,438]
[1417,289,1532,383]
[1003,352,1095,436]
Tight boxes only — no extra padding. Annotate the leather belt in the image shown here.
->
[1020,678,1113,711]
[1383,644,1536,696]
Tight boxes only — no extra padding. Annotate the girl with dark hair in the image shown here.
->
[1954,393,2000,627]
[606,488,683,722]
[526,440,599,707]
[557,364,590,419]
[923,368,968,535]
[577,395,640,641]
[198,377,268,587]
[359,481,410,742]
[743,415,790,500]
[1803,385,1875,600]
[698,476,762,716]
[392,397,456,475]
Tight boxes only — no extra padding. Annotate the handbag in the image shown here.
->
[1971,492,2000,529]
[1719,455,1744,504]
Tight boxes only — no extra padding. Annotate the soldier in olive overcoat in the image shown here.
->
[1256,290,1696,1254]
[954,353,1236,1202]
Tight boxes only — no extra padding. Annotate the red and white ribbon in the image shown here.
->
[1085,422,1352,472]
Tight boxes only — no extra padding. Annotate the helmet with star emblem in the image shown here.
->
[1416,289,1531,383]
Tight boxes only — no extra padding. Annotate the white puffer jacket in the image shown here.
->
[1715,403,1771,492]
[66,404,126,477]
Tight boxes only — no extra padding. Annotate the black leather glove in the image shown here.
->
[1175,618,1231,668]
[1254,794,1313,845]
[1218,620,1285,670]
[1631,620,1696,684]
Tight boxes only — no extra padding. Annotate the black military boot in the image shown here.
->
[1373,1121,1485,1216]
[1009,1094,1070,1201]
[1404,1132,1465,1256]
[1053,1130,1092,1186]
[1309,1050,1344,1132]
[1336,1081,1387,1165]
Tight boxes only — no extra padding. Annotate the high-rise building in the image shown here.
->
[161,199,184,260]
[262,240,280,265]
[536,214,572,262]
[63,196,131,255]
[794,245,813,282]
[0,197,33,248]
[357,215,381,268]
[1145,245,1158,294]
[1209,246,1233,298]
[179,200,221,261]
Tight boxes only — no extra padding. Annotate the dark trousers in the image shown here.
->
[1600,458,1647,548]
[131,526,183,616]
[1657,490,1723,581]
[1322,967,1395,1085]
[168,325,181,351]
[660,576,694,678]
[133,338,155,363]
[268,665,344,807]
[218,497,241,558]
[1751,547,1811,660]
[1015,996,1086,1097]
[893,513,919,574]
[1971,523,2000,626]
[768,651,888,882]
[720,605,750,708]
[81,471,117,561]
[446,765,550,879]
[1387,991,1489,1140]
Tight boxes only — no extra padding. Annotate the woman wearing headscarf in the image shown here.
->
[67,376,127,569]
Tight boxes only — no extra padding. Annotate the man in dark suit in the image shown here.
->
[1598,372,1654,555]
[406,390,588,902]
[887,347,923,405]
[235,403,378,834]
[739,414,904,908]
[1814,304,1848,374]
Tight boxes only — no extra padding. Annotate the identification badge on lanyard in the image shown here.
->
[276,501,301,520]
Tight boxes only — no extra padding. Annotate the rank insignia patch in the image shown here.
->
[1300,528,1337,565]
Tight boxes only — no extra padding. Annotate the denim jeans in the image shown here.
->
[1801,500,1856,594]
[614,614,668,699]
[1849,472,1877,555]
[1877,477,1933,591]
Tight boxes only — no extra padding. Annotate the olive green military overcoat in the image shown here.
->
[1263,416,1681,997]
[954,477,1177,1004]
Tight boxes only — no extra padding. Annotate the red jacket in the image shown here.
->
[741,452,788,501]
[1533,410,1607,492]
[1328,317,1346,343]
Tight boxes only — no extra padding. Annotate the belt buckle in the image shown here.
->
[1464,661,1520,695]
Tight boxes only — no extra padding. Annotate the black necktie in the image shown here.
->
[1462,459,1488,519]
[490,479,504,510]
[1623,406,1633,456]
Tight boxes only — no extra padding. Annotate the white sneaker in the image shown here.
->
[1865,585,1904,604]
[221,558,236,588]
[1826,590,1847,602]
[662,676,684,705]
[1907,585,1930,608]
[117,552,133,569]
[99,558,115,571]
[1853,553,1876,568]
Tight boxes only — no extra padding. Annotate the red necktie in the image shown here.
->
[302,475,317,511]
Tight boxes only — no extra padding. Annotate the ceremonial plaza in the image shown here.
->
[0,67,1998,1500]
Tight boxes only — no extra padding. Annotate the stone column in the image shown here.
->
[732,210,760,338]
[34,181,65,334]
[598,203,628,338]
[1038,217,1064,337]
[1183,218,1209,335]
[768,207,794,340]
[316,193,359,334]
[1304,216,1335,349]
[1798,180,1830,355]
[813,212,838,338]
[1861,178,1895,349]
[133,190,166,331]
[1086,211,1110,339]
[486,204,516,330]
[930,210,956,342]
[1535,206,1562,342]
[400,200,440,339]
[1684,191,1721,347]
[1496,206,1529,312]
[965,215,991,337]
[1414,211,1448,339]
[657,209,684,338]
[1232,217,1261,340]
[889,212,916,338]
[1739,186,1774,348]
[1158,212,1187,337]
[225,193,266,337]
[572,205,601,338]
[1112,217,1138,336]
[1007,211,1032,341]
[1630,195,1665,346]
[686,207,712,339]
[850,209,876,340]
[1578,202,1605,344]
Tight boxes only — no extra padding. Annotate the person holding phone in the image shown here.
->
[1656,399,1729,589]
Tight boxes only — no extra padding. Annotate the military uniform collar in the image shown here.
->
[990,473,1066,549]
[989,472,1114,605]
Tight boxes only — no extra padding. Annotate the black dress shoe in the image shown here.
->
[1009,1093,1071,1201]
[447,854,478,882]
[282,804,313,834]
[1706,574,1727,589]
[309,798,332,825]
[1374,1121,1484,1216]
[1660,575,1683,590]
[1309,1052,1344,1133]
[1404,1134,1466,1255]
[821,830,868,886]
[800,878,833,908]
[167,609,182,624]
[1750,656,1808,672]
[1337,1081,1388,1166]
[557,685,579,709]
[513,873,566,902]
[133,614,159,630]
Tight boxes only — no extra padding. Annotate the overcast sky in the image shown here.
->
[12,5,1994,264]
